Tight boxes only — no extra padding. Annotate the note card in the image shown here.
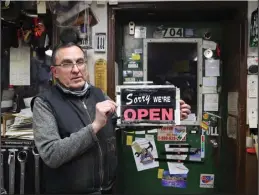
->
[205,59,220,77]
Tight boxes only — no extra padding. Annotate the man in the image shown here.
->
[32,42,191,194]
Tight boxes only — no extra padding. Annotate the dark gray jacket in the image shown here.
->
[32,84,117,194]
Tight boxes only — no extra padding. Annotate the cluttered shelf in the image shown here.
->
[1,107,33,141]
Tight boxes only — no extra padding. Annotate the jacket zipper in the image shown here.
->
[82,100,104,190]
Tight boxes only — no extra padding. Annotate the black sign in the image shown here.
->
[118,86,179,126]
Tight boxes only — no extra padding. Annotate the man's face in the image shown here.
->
[51,46,88,89]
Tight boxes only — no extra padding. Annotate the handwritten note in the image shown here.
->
[205,59,220,77]
[203,77,217,87]
[158,169,164,179]
[204,94,219,111]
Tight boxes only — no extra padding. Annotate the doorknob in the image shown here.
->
[210,139,218,148]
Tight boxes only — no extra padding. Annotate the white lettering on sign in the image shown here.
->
[153,96,171,103]
[126,93,172,105]
[163,28,184,38]
[126,93,151,105]
[206,126,219,136]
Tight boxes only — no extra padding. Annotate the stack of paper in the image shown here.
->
[5,108,33,140]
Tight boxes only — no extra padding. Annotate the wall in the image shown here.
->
[88,1,108,85]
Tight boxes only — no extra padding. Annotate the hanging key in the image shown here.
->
[1,149,7,194]
[8,149,18,195]
[32,147,40,194]
[17,150,28,195]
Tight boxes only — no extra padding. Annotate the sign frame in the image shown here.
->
[116,85,180,127]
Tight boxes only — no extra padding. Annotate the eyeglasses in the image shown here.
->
[54,59,87,69]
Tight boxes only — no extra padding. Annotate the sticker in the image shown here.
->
[124,77,135,82]
[127,131,135,134]
[134,26,146,38]
[134,48,143,54]
[132,71,143,77]
[185,29,194,37]
[200,121,209,130]
[201,135,205,158]
[204,49,213,58]
[145,134,154,141]
[161,171,187,188]
[203,113,209,120]
[200,174,214,188]
[126,135,133,146]
[157,168,164,179]
[190,130,197,134]
[123,70,133,77]
[157,126,186,141]
[205,112,221,119]
[131,53,140,61]
[202,40,217,50]
[189,148,201,161]
[127,61,139,68]
[148,129,158,133]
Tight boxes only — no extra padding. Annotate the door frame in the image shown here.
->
[107,2,247,194]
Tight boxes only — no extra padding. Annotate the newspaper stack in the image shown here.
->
[5,108,33,140]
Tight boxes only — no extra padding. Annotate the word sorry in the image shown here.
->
[124,108,174,121]
[126,93,171,105]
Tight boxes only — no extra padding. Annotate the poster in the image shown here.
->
[157,126,186,141]
[131,138,159,171]
[161,171,187,188]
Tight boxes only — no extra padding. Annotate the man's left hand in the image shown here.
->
[180,100,191,120]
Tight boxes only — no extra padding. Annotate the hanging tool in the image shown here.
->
[8,149,17,195]
[1,149,7,194]
[17,150,28,195]
[32,147,40,194]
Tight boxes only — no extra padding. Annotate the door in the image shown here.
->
[112,4,247,195]
[116,22,222,195]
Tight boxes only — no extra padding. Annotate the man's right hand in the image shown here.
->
[92,100,117,133]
